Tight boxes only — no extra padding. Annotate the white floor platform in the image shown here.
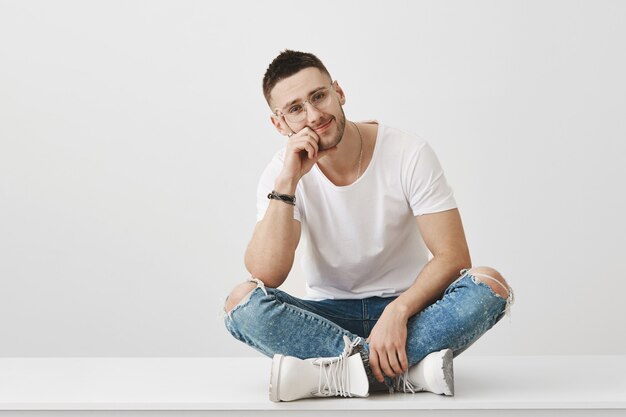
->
[0,355,624,416]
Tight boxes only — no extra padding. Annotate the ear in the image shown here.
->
[270,113,294,136]
[332,80,346,106]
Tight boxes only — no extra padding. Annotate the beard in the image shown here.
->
[317,106,347,151]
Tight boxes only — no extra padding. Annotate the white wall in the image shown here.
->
[1,0,624,357]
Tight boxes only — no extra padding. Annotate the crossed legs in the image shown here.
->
[224,266,512,315]
[223,266,513,392]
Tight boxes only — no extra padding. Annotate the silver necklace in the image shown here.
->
[353,122,364,181]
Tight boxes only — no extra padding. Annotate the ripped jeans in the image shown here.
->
[223,268,514,391]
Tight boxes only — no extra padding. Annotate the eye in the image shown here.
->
[311,90,327,104]
[288,104,303,114]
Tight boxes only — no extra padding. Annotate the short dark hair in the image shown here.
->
[262,49,332,109]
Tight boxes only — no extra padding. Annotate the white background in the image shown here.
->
[1,0,624,357]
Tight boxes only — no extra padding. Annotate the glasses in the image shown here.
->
[274,84,335,123]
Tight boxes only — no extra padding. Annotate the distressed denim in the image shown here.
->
[223,268,514,391]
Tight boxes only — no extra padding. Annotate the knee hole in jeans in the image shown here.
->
[466,266,511,299]
[224,281,258,313]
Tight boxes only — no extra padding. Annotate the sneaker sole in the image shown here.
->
[269,354,283,402]
[440,349,454,396]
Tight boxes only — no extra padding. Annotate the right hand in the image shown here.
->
[279,125,338,183]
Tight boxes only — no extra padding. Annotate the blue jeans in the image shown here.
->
[223,268,513,391]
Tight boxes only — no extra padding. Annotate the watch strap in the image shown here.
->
[267,190,296,206]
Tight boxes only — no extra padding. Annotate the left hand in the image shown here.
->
[366,303,410,383]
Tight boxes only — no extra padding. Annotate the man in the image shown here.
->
[223,50,514,402]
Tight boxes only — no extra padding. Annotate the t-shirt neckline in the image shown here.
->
[313,120,383,190]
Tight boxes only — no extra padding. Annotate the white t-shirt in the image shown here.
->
[256,121,457,300]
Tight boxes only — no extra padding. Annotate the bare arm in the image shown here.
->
[366,208,472,382]
[244,177,302,288]
[390,208,472,318]
[244,123,338,288]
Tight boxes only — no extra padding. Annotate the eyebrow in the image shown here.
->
[281,86,326,110]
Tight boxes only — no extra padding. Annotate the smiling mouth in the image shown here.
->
[314,119,333,132]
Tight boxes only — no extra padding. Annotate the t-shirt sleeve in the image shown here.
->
[404,142,457,216]
[256,150,302,223]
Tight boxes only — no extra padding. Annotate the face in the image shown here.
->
[270,67,347,151]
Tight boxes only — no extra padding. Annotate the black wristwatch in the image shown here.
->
[267,190,296,206]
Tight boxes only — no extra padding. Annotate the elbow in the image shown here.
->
[245,269,287,289]
[243,243,294,288]
[455,256,472,272]
[244,258,289,289]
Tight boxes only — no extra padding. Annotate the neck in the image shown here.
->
[316,120,363,180]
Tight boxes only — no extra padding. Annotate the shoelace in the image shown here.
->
[312,335,362,397]
[394,370,418,393]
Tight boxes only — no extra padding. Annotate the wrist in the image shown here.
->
[274,176,299,195]
[385,301,411,321]
[268,190,296,206]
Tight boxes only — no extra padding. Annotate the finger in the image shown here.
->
[368,349,385,383]
[288,128,320,155]
[290,134,319,157]
[301,127,321,146]
[289,137,316,159]
[303,136,319,158]
[386,349,403,376]
[378,350,395,379]
[304,142,314,159]
[398,347,409,372]
[289,141,312,160]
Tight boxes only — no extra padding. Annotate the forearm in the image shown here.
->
[387,255,471,320]
[244,177,299,288]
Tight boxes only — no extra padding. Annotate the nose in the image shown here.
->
[304,101,324,124]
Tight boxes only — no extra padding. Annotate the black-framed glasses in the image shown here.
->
[274,83,335,123]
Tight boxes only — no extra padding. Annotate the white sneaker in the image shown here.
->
[395,348,454,396]
[269,335,370,402]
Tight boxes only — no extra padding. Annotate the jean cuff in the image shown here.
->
[352,342,378,387]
